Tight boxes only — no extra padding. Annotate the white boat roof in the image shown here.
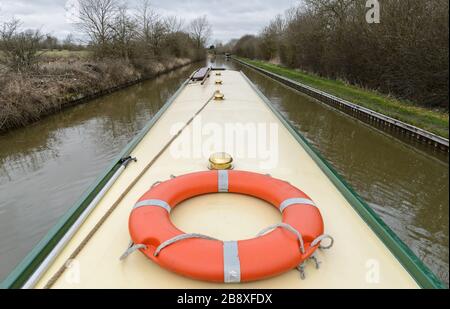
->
[34,69,418,289]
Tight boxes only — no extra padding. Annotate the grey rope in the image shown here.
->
[310,253,321,269]
[295,253,321,280]
[257,223,305,254]
[151,181,162,188]
[120,242,147,261]
[311,234,334,250]
[294,235,333,280]
[297,263,306,280]
[154,233,219,257]
[151,175,177,189]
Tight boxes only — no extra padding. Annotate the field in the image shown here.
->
[40,49,91,59]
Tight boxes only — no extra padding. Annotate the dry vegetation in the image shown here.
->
[0,0,211,133]
[0,56,194,131]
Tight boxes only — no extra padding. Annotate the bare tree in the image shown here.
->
[110,4,137,60]
[233,35,260,59]
[0,18,44,72]
[134,1,207,60]
[78,0,119,57]
[41,35,59,50]
[134,0,170,56]
[62,34,75,50]
[164,16,184,34]
[0,18,20,41]
[234,0,449,108]
[135,0,159,42]
[260,14,285,60]
[189,16,212,49]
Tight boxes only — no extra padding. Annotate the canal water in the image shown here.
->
[0,58,448,285]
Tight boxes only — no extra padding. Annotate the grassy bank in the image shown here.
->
[238,57,449,139]
[0,51,196,133]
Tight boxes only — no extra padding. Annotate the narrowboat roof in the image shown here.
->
[1,69,444,289]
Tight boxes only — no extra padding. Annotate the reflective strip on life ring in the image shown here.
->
[218,170,229,192]
[134,199,172,213]
[280,198,316,213]
[223,241,241,283]
[128,170,324,283]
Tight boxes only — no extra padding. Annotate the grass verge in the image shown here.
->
[238,57,449,139]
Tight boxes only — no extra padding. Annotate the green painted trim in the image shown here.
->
[0,78,190,289]
[240,71,446,289]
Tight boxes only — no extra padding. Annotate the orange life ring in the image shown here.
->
[128,170,325,283]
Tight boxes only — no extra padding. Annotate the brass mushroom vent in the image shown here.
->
[214,90,225,101]
[208,152,233,170]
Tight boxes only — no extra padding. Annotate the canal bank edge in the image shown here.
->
[0,59,203,135]
[1,71,445,289]
[233,57,449,153]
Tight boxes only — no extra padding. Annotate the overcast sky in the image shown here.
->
[0,0,301,43]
